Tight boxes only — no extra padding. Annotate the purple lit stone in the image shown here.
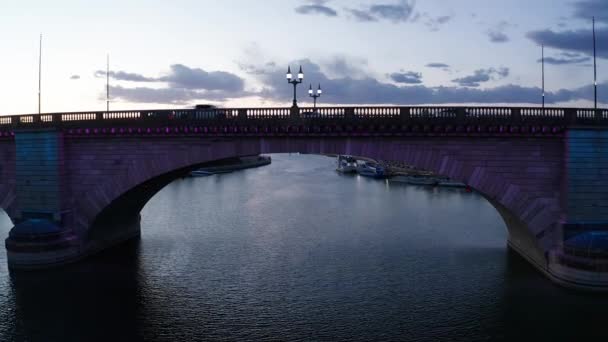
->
[85,129,90,134]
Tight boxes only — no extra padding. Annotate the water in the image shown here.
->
[0,154,607,341]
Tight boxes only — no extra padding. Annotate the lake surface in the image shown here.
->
[0,154,607,341]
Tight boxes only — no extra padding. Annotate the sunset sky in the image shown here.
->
[0,0,606,114]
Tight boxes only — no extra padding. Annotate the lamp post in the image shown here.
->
[308,84,322,110]
[287,66,304,108]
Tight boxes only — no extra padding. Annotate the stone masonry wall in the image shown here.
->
[62,135,564,254]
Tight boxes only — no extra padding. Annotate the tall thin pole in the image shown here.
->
[38,34,42,115]
[593,16,598,109]
[542,44,545,109]
[106,54,110,113]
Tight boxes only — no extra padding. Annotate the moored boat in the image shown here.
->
[336,155,358,173]
[357,162,388,179]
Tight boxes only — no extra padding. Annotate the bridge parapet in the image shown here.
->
[0,106,607,131]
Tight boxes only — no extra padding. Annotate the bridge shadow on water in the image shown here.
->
[5,239,145,341]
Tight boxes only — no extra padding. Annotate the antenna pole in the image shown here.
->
[38,34,42,115]
[593,16,597,110]
[542,44,545,109]
[106,54,110,113]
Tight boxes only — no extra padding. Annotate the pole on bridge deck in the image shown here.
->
[593,16,598,110]
[38,34,42,115]
[542,44,545,109]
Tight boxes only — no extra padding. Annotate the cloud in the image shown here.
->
[486,21,511,43]
[527,27,608,58]
[573,0,608,23]
[98,64,245,92]
[451,67,509,87]
[295,5,338,17]
[389,71,423,84]
[108,58,607,106]
[426,63,450,70]
[295,0,337,17]
[348,9,377,22]
[242,59,607,105]
[487,31,509,43]
[101,64,247,104]
[422,14,453,31]
[321,56,369,78]
[159,64,244,92]
[348,0,416,23]
[70,75,80,80]
[95,70,156,82]
[539,52,591,65]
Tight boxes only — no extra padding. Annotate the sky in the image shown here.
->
[0,0,606,114]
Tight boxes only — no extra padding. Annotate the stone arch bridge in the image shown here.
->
[1,106,608,291]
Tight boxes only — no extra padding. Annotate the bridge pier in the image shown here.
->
[4,128,81,268]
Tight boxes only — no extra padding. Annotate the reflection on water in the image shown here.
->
[0,154,607,341]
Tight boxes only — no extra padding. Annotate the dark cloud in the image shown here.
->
[426,63,450,69]
[487,30,509,43]
[109,59,607,106]
[452,67,509,87]
[348,9,377,22]
[486,21,511,43]
[70,75,80,80]
[295,0,337,17]
[573,0,608,23]
[347,0,416,23]
[389,71,423,84]
[422,14,453,31]
[527,27,608,58]
[98,64,245,92]
[322,56,368,78]
[295,5,338,17]
[95,70,156,82]
[159,64,244,92]
[539,52,592,65]
[102,64,246,104]
[244,59,606,105]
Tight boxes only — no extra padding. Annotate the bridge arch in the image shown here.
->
[68,136,562,276]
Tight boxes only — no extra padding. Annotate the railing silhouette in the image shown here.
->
[0,106,607,128]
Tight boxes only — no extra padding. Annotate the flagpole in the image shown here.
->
[542,44,545,109]
[38,34,42,115]
[106,54,110,113]
[593,16,597,110]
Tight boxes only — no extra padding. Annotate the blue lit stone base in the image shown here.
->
[5,219,80,269]
[5,216,141,270]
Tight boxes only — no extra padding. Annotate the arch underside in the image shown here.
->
[74,136,563,267]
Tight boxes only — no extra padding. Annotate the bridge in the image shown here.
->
[2,105,608,291]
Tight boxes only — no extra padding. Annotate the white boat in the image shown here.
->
[336,155,357,173]
[357,162,388,178]
[391,175,438,186]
